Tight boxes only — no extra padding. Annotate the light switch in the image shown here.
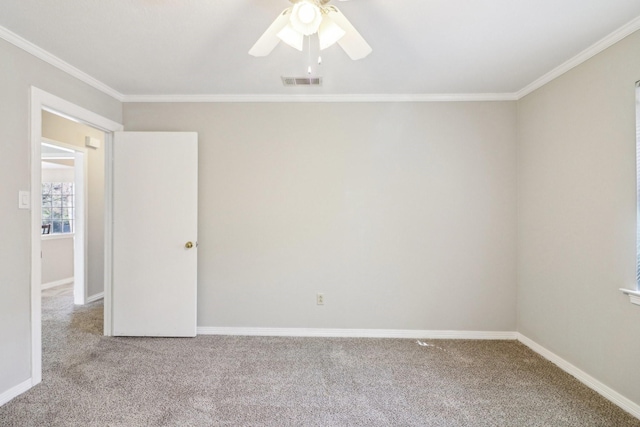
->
[19,191,30,209]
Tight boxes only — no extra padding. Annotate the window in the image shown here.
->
[42,182,74,234]
[622,82,640,305]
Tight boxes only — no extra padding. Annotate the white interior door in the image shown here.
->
[112,132,198,336]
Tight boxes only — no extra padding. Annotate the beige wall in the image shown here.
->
[0,37,121,395]
[517,30,640,405]
[41,165,74,183]
[41,237,74,286]
[42,111,105,298]
[124,101,518,331]
[3,19,639,413]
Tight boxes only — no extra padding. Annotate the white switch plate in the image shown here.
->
[19,191,30,209]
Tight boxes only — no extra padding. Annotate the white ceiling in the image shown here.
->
[1,0,639,99]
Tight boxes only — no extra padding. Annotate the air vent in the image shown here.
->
[281,76,323,87]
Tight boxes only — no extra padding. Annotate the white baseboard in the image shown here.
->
[196,327,518,340]
[0,378,32,406]
[86,292,104,303]
[40,277,73,291]
[517,333,640,420]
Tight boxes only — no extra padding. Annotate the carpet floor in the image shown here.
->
[1,285,639,426]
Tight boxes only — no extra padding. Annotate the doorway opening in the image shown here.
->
[40,139,86,305]
[30,87,123,386]
[40,110,108,306]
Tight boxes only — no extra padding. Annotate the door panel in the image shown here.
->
[112,132,198,336]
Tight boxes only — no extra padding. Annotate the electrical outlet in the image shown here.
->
[316,293,324,305]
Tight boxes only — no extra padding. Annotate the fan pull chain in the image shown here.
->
[305,36,322,75]
[307,36,312,74]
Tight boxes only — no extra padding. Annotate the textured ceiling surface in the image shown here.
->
[1,0,639,96]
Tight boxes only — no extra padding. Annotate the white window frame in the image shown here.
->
[41,181,75,235]
[621,81,640,305]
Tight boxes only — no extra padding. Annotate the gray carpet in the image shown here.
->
[1,286,638,426]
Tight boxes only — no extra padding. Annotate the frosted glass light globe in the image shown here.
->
[290,1,322,36]
[297,3,317,24]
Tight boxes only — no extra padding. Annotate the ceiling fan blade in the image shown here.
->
[318,15,346,50]
[277,24,304,51]
[325,7,372,60]
[249,8,291,57]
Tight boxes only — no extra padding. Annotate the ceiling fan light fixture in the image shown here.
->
[290,1,322,35]
[277,24,304,51]
[249,1,371,60]
[297,3,317,23]
[317,16,345,50]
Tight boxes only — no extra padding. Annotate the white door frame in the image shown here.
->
[41,137,88,305]
[30,87,122,385]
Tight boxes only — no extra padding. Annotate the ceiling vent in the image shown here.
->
[281,76,323,87]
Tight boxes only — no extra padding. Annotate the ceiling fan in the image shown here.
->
[249,0,372,60]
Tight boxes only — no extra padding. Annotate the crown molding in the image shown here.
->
[0,25,124,102]
[121,92,518,103]
[516,15,640,99]
[2,15,639,104]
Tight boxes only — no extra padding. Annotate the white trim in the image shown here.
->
[103,131,114,336]
[620,288,640,306]
[73,149,88,305]
[2,19,639,103]
[0,26,123,101]
[30,87,123,388]
[30,93,43,386]
[196,327,517,340]
[41,137,82,154]
[40,277,73,291]
[41,233,74,241]
[32,88,123,132]
[0,378,32,406]
[122,93,518,103]
[517,333,640,420]
[517,16,640,99]
[86,292,104,303]
[3,12,640,105]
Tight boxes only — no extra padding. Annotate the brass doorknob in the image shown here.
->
[185,241,194,249]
